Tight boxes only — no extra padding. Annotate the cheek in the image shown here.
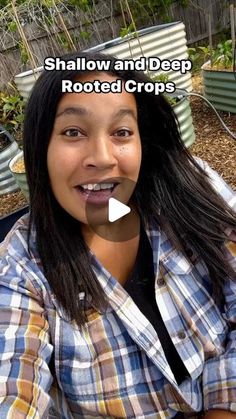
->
[118,142,142,175]
[47,141,77,182]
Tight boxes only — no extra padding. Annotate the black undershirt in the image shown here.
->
[124,224,190,386]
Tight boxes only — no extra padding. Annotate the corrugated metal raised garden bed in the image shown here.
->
[202,61,236,114]
[0,125,20,195]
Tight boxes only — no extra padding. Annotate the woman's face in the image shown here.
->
[47,72,142,226]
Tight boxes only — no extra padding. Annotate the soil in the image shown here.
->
[0,134,10,151]
[0,191,27,217]
[0,73,236,218]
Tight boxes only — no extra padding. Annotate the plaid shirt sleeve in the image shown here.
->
[196,159,236,412]
[0,236,54,418]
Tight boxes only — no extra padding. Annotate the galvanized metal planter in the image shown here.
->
[9,150,29,201]
[14,67,43,100]
[172,97,195,147]
[202,61,236,113]
[0,126,20,196]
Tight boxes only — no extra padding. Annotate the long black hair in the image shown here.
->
[24,50,236,326]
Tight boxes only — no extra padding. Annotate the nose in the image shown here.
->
[83,136,117,170]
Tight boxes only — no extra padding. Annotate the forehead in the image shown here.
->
[56,72,137,113]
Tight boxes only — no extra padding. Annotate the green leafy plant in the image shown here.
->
[0,91,26,139]
[187,46,212,73]
[119,23,136,38]
[188,41,234,72]
[67,0,94,11]
[151,73,169,83]
[41,0,54,6]
[0,0,26,6]
[57,33,70,49]
[7,21,17,32]
[198,46,212,62]
[187,47,201,72]
[79,30,91,41]
[212,39,233,69]
[18,41,30,65]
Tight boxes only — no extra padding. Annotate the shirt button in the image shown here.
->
[177,330,186,340]
[157,277,165,287]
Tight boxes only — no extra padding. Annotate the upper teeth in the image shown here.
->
[81,183,115,191]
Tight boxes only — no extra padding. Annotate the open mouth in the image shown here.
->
[76,181,120,204]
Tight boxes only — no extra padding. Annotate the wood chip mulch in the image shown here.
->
[0,74,236,218]
[0,191,27,218]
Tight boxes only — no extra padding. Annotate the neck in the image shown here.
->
[81,208,141,285]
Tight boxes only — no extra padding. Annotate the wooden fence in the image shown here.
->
[170,0,230,44]
[0,0,232,90]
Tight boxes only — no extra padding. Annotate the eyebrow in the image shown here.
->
[112,108,137,121]
[55,106,137,120]
[56,106,92,118]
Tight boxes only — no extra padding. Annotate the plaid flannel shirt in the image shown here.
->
[0,159,236,419]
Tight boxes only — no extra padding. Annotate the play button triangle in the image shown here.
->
[108,198,131,222]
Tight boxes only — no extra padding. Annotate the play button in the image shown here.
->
[85,176,140,242]
[108,198,131,222]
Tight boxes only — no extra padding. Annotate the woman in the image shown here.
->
[0,51,236,419]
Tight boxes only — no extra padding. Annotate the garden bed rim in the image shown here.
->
[201,60,234,74]
[9,150,24,174]
[15,66,44,79]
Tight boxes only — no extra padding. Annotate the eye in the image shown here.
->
[62,128,84,137]
[114,128,132,138]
